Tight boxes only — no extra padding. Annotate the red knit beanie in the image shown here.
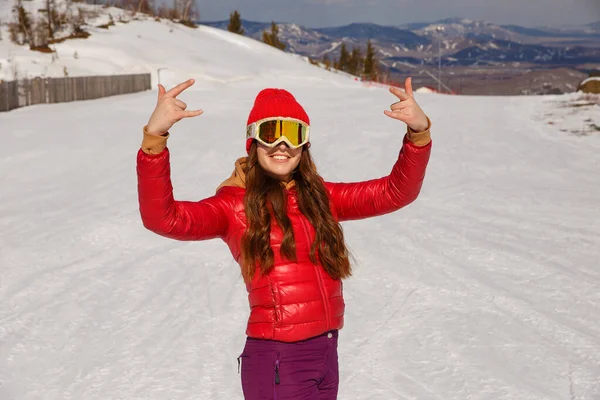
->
[246,88,310,154]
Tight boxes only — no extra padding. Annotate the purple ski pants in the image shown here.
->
[238,330,339,400]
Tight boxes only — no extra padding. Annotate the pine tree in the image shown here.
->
[336,43,350,72]
[262,21,286,51]
[363,39,378,81]
[228,10,244,35]
[348,46,362,76]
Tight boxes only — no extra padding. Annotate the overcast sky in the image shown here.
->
[194,0,600,28]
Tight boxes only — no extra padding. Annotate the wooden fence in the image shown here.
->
[0,80,19,112]
[0,73,151,112]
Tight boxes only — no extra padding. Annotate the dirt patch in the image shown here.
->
[30,45,54,53]
[97,21,115,29]
[49,30,91,44]
[542,93,600,137]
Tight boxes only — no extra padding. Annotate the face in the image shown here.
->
[256,141,303,182]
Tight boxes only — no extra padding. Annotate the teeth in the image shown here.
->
[273,156,288,160]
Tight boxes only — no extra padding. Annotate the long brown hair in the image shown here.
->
[240,142,351,282]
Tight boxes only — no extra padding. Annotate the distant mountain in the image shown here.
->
[198,18,600,70]
[498,25,566,38]
[314,23,428,46]
[201,20,274,36]
[586,21,600,30]
[200,20,333,56]
[448,41,600,66]
[402,18,600,41]
[199,19,430,58]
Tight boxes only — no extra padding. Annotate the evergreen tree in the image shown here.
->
[348,46,362,76]
[227,10,244,35]
[262,21,286,50]
[363,39,378,81]
[336,42,350,72]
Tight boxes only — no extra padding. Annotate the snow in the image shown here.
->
[0,0,130,39]
[2,11,600,400]
[0,14,333,85]
[415,86,434,93]
[0,0,59,23]
[580,76,600,86]
[378,49,393,57]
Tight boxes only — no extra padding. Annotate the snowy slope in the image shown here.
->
[0,9,336,86]
[2,15,600,400]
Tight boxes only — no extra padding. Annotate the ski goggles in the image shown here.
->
[246,117,310,149]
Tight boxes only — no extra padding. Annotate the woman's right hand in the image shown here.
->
[146,78,204,136]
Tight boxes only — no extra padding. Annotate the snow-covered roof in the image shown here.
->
[580,76,600,86]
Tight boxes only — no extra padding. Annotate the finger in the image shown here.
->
[179,109,204,118]
[166,78,195,98]
[174,99,187,110]
[405,77,414,97]
[157,84,166,102]
[389,85,410,101]
[383,109,408,122]
[390,100,411,111]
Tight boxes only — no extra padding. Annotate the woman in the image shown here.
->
[136,77,432,399]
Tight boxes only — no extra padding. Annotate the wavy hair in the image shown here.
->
[240,142,351,282]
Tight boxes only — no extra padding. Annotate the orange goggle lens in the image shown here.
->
[255,119,309,148]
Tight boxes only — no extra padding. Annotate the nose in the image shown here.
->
[276,141,289,150]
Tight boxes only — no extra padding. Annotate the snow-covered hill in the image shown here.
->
[0,4,333,85]
[1,9,600,400]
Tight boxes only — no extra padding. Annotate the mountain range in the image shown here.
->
[200,18,600,72]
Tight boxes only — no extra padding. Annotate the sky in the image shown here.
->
[194,0,600,28]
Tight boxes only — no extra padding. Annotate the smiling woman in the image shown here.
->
[256,141,303,182]
[246,90,310,182]
[136,78,432,399]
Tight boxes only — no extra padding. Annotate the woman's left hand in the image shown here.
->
[384,77,429,132]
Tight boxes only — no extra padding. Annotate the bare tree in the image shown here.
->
[31,17,50,49]
[43,0,57,39]
[12,0,32,44]
[178,0,198,26]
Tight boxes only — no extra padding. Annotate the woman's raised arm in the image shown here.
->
[136,79,231,241]
[326,77,432,222]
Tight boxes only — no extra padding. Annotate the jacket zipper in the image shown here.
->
[299,212,331,330]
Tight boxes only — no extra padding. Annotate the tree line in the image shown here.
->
[227,10,380,81]
[5,0,199,51]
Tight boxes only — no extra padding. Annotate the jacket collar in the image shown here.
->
[216,157,296,192]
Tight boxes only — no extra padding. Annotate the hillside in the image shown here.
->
[0,6,340,86]
[200,18,599,95]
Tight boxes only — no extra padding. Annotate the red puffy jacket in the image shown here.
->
[137,135,431,343]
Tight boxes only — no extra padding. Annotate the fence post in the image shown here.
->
[1,73,151,112]
[1,81,5,112]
